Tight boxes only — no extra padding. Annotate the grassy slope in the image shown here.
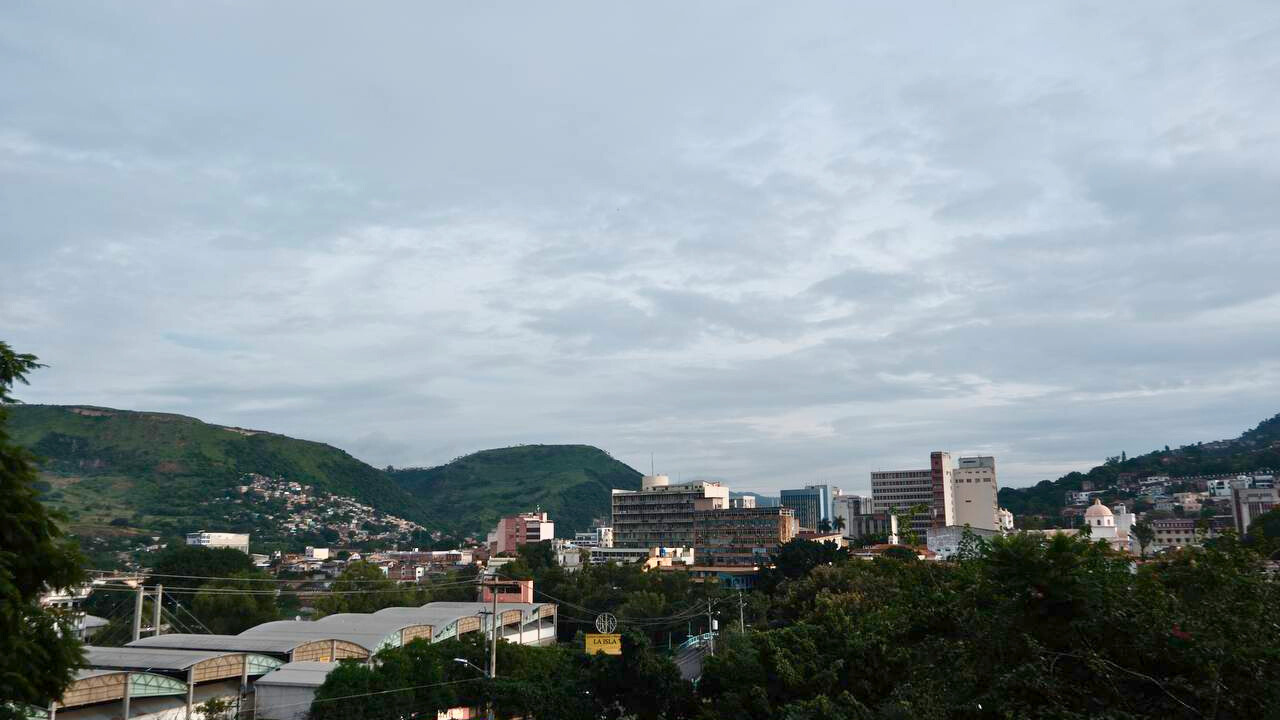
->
[8,404,426,531]
[388,444,642,537]
[999,412,1280,520]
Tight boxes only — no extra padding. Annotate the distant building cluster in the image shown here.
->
[228,473,425,545]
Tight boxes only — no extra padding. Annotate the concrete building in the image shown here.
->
[998,508,1015,531]
[780,485,832,531]
[304,546,330,560]
[487,511,555,555]
[588,546,695,565]
[611,476,730,548]
[929,451,956,529]
[691,507,798,566]
[729,495,757,509]
[1230,486,1278,535]
[927,525,1002,560]
[253,661,336,720]
[572,525,613,548]
[952,456,999,530]
[871,468,934,535]
[832,494,870,534]
[186,531,250,554]
[845,512,898,544]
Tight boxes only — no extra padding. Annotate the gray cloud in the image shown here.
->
[4,1,1280,496]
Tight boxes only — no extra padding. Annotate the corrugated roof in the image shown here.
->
[254,661,338,688]
[73,668,122,681]
[239,621,394,650]
[127,634,312,654]
[83,646,234,671]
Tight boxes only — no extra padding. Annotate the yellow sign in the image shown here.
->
[585,633,622,655]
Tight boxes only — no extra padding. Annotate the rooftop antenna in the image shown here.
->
[650,453,654,476]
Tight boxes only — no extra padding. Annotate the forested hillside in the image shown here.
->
[388,444,642,536]
[999,412,1280,519]
[9,405,427,540]
[12,405,641,546]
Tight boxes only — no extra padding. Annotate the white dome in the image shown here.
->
[1083,498,1113,518]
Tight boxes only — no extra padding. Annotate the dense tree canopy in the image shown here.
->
[316,533,1279,719]
[0,343,85,716]
[314,560,424,616]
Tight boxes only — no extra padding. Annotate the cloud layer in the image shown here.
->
[4,2,1279,494]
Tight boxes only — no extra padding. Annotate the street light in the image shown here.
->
[453,658,494,720]
[453,658,487,677]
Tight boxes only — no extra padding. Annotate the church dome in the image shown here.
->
[1084,498,1113,519]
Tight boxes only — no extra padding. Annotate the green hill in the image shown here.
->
[388,444,642,537]
[10,405,641,544]
[999,412,1280,521]
[8,404,426,539]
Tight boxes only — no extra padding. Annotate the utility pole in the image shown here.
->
[152,584,163,637]
[132,584,144,642]
[483,580,499,720]
[738,591,745,633]
[706,598,715,656]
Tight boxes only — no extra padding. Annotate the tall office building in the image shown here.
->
[952,456,1000,531]
[872,452,999,535]
[871,468,934,535]
[780,484,832,531]
[611,475,730,548]
[929,451,955,529]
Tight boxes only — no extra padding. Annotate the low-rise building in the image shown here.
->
[692,507,798,566]
[588,546,694,566]
[487,511,555,555]
[927,525,1002,560]
[185,531,250,554]
[1231,486,1278,534]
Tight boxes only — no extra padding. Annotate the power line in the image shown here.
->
[89,568,481,585]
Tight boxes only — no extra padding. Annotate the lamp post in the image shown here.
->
[453,658,494,720]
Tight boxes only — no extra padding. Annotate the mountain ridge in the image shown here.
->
[8,404,640,544]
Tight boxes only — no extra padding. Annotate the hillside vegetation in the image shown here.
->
[11,405,640,544]
[1000,412,1280,520]
[9,405,426,538]
[388,444,642,537]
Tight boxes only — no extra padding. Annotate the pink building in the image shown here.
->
[487,511,555,555]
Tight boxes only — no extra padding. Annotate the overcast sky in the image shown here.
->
[3,3,1279,494]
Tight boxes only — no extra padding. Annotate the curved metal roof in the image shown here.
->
[127,633,328,655]
[84,646,240,671]
[239,620,424,653]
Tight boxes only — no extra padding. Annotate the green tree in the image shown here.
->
[315,560,414,615]
[1131,520,1155,557]
[192,572,280,634]
[0,343,86,715]
[149,544,256,588]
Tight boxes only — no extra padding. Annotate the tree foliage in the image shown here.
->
[191,572,280,634]
[314,560,422,615]
[0,342,85,715]
[700,533,1280,719]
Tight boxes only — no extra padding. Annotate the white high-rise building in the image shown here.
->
[952,456,999,531]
